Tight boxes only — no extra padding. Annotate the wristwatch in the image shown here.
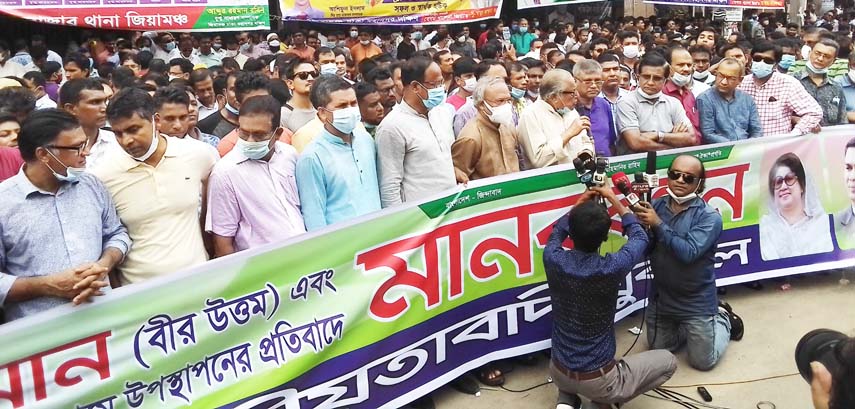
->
[657,131,665,143]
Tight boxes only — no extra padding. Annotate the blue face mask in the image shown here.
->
[751,61,774,79]
[164,41,176,52]
[779,54,796,70]
[239,43,250,53]
[510,87,525,100]
[237,137,272,160]
[413,32,423,41]
[511,24,519,32]
[520,26,529,33]
[326,106,361,134]
[225,102,240,116]
[419,82,446,110]
[45,149,85,183]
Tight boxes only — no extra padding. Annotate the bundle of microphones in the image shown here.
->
[574,151,659,208]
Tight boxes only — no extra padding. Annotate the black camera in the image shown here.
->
[573,153,608,189]
[795,329,848,382]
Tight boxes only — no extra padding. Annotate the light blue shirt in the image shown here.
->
[696,88,763,144]
[296,128,381,231]
[0,170,131,321]
[836,75,855,113]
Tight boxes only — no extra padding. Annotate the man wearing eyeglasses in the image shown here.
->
[696,58,763,144]
[633,155,744,371]
[738,41,823,137]
[206,95,305,256]
[798,38,848,126]
[615,53,696,155]
[0,109,131,321]
[573,59,616,156]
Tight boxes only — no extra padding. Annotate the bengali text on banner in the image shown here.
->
[1,126,854,409]
[641,0,785,9]
[279,0,501,25]
[0,0,269,31]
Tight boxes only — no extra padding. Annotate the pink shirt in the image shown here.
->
[447,94,468,111]
[0,147,23,182]
[205,142,305,252]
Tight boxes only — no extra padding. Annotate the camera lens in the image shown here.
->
[795,329,847,382]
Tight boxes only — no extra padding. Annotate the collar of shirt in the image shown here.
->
[633,89,662,105]
[116,134,176,171]
[663,79,687,95]
[320,128,352,146]
[398,100,429,119]
[799,72,831,87]
[11,165,76,198]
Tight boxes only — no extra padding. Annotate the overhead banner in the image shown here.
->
[0,0,269,31]
[517,0,612,10]
[279,0,501,25]
[2,126,855,409]
[642,0,785,9]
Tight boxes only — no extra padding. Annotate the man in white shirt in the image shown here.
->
[0,41,28,78]
[23,71,57,110]
[375,56,456,207]
[59,78,118,169]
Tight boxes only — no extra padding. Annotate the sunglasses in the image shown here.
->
[752,55,776,65]
[774,172,798,190]
[294,71,318,80]
[667,170,699,184]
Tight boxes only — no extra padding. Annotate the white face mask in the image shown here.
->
[360,40,371,46]
[462,77,477,93]
[623,44,640,59]
[133,120,160,162]
[801,44,811,60]
[672,72,691,87]
[666,186,699,204]
[320,62,338,76]
[486,102,514,127]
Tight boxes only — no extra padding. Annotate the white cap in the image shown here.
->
[266,33,279,42]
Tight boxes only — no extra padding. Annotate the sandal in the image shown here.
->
[477,364,505,386]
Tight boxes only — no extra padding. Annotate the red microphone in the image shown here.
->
[611,172,640,207]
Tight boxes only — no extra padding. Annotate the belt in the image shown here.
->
[552,359,616,381]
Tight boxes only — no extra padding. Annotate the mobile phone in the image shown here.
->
[697,386,713,402]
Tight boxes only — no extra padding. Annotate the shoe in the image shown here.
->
[719,301,744,341]
[557,392,582,409]
[404,395,435,409]
[450,374,482,395]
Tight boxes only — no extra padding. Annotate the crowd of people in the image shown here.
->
[0,7,855,409]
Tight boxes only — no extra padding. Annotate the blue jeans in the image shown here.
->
[645,302,731,371]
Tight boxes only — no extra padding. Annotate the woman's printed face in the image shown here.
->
[773,165,803,210]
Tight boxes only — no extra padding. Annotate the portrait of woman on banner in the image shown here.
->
[759,152,833,260]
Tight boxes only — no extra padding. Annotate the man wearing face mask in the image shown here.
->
[836,53,855,123]
[798,38,848,126]
[508,62,530,120]
[296,76,380,231]
[238,32,270,60]
[206,95,304,256]
[615,54,696,155]
[91,88,216,286]
[446,57,478,111]
[451,77,519,184]
[688,46,716,86]
[376,57,456,207]
[350,30,382,65]
[511,18,536,56]
[449,29,477,58]
[0,109,130,321]
[738,41,823,137]
[774,38,799,74]
[662,47,707,143]
[633,155,743,371]
[616,31,641,84]
[195,35,224,69]
[519,69,592,169]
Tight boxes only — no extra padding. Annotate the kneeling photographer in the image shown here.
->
[543,183,676,409]
[796,329,855,409]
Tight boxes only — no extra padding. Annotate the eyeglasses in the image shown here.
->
[774,172,799,190]
[752,55,776,65]
[579,78,604,87]
[639,74,666,83]
[561,90,578,98]
[667,170,699,184]
[45,141,87,156]
[294,71,318,80]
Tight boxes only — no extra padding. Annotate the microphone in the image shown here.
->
[643,151,658,202]
[632,173,650,201]
[611,172,640,207]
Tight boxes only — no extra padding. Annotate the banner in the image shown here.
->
[2,126,855,409]
[642,0,785,9]
[517,0,612,10]
[0,0,269,31]
[278,0,501,25]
